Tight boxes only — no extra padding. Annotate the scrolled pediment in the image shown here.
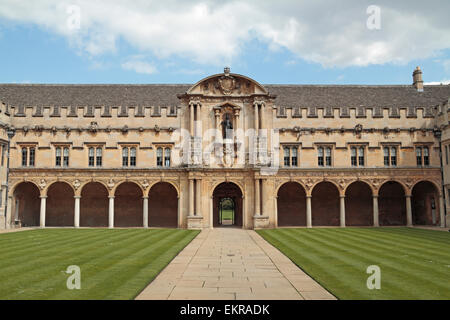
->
[186,68,268,96]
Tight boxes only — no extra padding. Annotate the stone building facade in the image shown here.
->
[0,67,449,230]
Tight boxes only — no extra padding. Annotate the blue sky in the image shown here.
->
[0,1,449,85]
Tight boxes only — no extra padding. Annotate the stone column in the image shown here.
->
[215,109,221,143]
[40,196,47,228]
[195,103,201,137]
[439,195,445,227]
[195,179,202,216]
[260,103,265,130]
[6,196,12,229]
[306,195,312,228]
[254,102,259,132]
[234,109,240,131]
[189,179,195,216]
[143,196,149,228]
[210,196,213,229]
[373,195,379,227]
[274,196,278,228]
[74,196,81,228]
[190,103,195,137]
[254,179,260,216]
[340,195,346,227]
[108,196,114,228]
[405,195,413,227]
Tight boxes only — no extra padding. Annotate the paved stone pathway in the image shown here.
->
[136,228,336,300]
[0,227,34,234]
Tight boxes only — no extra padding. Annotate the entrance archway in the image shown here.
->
[212,182,242,227]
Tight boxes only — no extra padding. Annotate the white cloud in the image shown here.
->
[1,1,450,67]
[121,57,156,74]
[425,80,450,85]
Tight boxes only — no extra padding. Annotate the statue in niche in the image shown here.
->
[221,113,233,139]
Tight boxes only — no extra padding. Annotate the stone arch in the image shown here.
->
[79,180,110,196]
[311,181,340,226]
[277,182,307,227]
[80,182,109,227]
[46,181,75,226]
[148,180,180,198]
[210,180,244,198]
[379,181,406,226]
[345,181,373,226]
[377,179,409,196]
[43,180,76,197]
[212,182,243,227]
[111,180,145,198]
[148,182,178,228]
[311,179,342,196]
[411,180,440,226]
[12,182,40,227]
[10,180,41,197]
[114,181,143,227]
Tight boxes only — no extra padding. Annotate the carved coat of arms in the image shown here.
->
[218,75,236,95]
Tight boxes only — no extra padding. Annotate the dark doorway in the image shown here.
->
[379,181,406,226]
[213,182,242,227]
[277,182,306,226]
[412,181,440,225]
[148,182,178,227]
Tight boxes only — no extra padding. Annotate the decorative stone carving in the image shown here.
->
[107,179,115,190]
[38,179,46,190]
[141,179,149,190]
[89,122,98,133]
[73,179,81,190]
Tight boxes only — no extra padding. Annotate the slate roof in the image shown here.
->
[0,83,449,109]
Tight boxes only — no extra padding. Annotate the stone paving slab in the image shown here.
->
[0,227,35,234]
[136,228,336,300]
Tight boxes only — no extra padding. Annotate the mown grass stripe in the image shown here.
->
[276,229,419,299]
[1,229,193,298]
[0,229,153,299]
[57,229,181,299]
[75,230,194,299]
[257,228,450,299]
[298,229,450,296]
[0,228,141,276]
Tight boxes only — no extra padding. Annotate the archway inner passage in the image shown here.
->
[219,197,235,226]
[213,182,242,227]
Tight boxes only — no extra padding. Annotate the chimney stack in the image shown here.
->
[413,66,424,92]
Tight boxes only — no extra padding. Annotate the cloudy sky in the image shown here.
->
[0,0,449,84]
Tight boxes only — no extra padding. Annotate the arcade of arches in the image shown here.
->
[10,177,443,229]
[277,179,441,227]
[12,181,178,228]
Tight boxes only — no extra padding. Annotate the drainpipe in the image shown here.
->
[4,127,15,229]
[434,127,447,227]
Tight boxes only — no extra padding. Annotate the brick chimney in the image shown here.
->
[413,66,424,92]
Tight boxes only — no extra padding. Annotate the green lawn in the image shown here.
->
[257,227,450,300]
[221,209,234,221]
[0,228,199,300]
